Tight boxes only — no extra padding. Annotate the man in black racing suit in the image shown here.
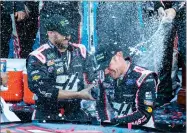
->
[95,46,159,128]
[26,15,95,122]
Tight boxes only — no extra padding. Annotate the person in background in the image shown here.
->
[1,1,28,58]
[157,1,186,62]
[155,1,186,106]
[16,1,39,58]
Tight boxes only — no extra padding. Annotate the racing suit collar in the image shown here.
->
[48,40,55,48]
[48,40,67,53]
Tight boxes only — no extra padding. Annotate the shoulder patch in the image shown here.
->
[133,66,146,73]
[30,44,50,64]
[133,66,154,88]
[71,43,87,58]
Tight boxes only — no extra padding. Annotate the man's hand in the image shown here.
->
[158,7,176,22]
[1,72,8,87]
[78,84,95,100]
[103,120,111,123]
[15,11,27,21]
[165,8,176,20]
[158,7,166,19]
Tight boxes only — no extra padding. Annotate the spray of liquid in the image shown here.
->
[129,15,174,72]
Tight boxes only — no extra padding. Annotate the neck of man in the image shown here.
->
[120,59,130,78]
[49,38,67,53]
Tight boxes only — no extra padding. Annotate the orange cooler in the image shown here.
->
[1,71,23,102]
[23,72,35,104]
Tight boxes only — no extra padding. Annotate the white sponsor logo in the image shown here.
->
[39,80,44,85]
[56,75,69,84]
[144,100,153,106]
[57,67,64,74]
[145,92,152,100]
[54,59,61,62]
[123,94,133,97]
[146,79,154,82]
[55,62,64,67]
[73,64,82,67]
[132,115,147,125]
[31,70,39,75]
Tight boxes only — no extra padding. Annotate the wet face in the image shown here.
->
[48,31,71,49]
[54,32,71,49]
[105,55,122,79]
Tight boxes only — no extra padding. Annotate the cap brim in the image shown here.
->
[60,25,76,37]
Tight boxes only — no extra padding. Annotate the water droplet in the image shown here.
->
[58,113,62,117]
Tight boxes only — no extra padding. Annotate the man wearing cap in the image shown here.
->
[40,1,81,44]
[95,46,159,128]
[26,14,95,121]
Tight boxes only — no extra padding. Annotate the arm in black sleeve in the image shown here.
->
[112,75,156,125]
[27,55,59,102]
[0,77,2,86]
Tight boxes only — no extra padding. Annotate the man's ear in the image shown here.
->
[105,68,110,75]
[114,51,123,61]
[116,51,123,57]
[47,31,53,35]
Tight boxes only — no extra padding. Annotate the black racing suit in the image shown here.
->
[97,62,158,128]
[26,41,94,121]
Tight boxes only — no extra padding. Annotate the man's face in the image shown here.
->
[50,31,71,49]
[104,55,122,79]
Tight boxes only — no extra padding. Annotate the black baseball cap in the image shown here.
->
[43,14,75,36]
[95,45,122,70]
